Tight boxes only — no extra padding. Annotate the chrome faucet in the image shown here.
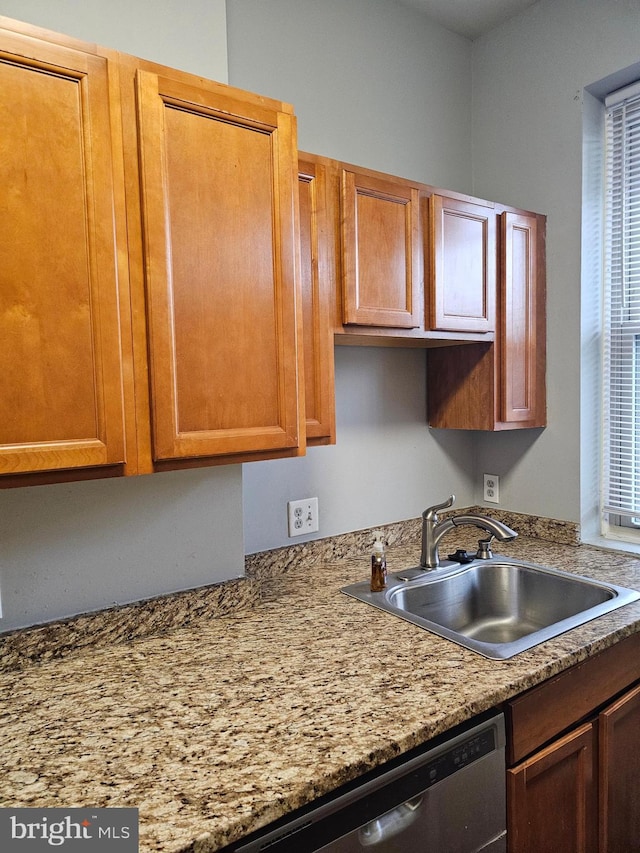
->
[420,495,518,569]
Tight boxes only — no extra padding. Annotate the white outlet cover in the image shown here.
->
[287,497,319,537]
[484,474,500,504]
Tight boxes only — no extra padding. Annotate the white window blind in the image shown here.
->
[603,82,640,522]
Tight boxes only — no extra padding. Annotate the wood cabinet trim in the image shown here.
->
[298,157,336,445]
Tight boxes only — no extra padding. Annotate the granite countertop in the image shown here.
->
[2,518,640,852]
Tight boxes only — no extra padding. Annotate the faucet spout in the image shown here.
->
[450,514,518,544]
[420,498,518,569]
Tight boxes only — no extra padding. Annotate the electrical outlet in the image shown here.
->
[287,497,319,537]
[484,474,500,504]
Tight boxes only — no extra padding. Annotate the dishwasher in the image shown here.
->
[231,710,506,853]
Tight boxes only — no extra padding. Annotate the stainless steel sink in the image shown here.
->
[341,557,640,660]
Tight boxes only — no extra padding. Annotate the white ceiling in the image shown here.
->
[396,0,540,39]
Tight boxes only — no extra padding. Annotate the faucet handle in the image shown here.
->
[422,495,455,522]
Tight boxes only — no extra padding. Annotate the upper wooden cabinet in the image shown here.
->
[427,206,546,430]
[123,61,303,466]
[341,168,422,330]
[429,194,496,334]
[0,26,128,479]
[298,156,336,445]
[327,159,498,347]
[0,17,305,485]
[0,14,548,488]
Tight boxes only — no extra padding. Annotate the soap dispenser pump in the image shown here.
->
[370,531,387,592]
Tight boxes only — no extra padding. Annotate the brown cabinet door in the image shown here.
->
[134,69,302,461]
[500,211,540,424]
[298,157,336,445]
[341,169,422,328]
[0,30,126,476]
[430,194,496,333]
[599,682,640,853]
[507,722,597,853]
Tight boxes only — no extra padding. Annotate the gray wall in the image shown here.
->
[471,0,640,529]
[0,0,228,80]
[226,0,472,189]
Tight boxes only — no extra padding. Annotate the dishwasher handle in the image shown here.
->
[358,795,423,846]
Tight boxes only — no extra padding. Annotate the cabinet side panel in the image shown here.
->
[298,160,336,444]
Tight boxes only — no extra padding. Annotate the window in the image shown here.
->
[603,81,640,539]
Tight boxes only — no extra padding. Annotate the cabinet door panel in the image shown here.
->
[298,158,336,445]
[599,682,640,853]
[501,212,538,422]
[135,70,301,460]
[431,195,496,333]
[0,31,125,475]
[507,722,597,853]
[342,170,421,328]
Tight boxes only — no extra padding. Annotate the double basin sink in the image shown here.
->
[342,556,640,660]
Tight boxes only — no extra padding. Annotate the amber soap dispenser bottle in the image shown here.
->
[370,531,387,592]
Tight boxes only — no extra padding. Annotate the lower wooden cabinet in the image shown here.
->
[505,635,640,853]
[508,722,597,853]
[598,682,640,853]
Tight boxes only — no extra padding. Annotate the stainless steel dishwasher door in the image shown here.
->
[234,711,506,853]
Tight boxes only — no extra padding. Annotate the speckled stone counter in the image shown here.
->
[2,512,640,852]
